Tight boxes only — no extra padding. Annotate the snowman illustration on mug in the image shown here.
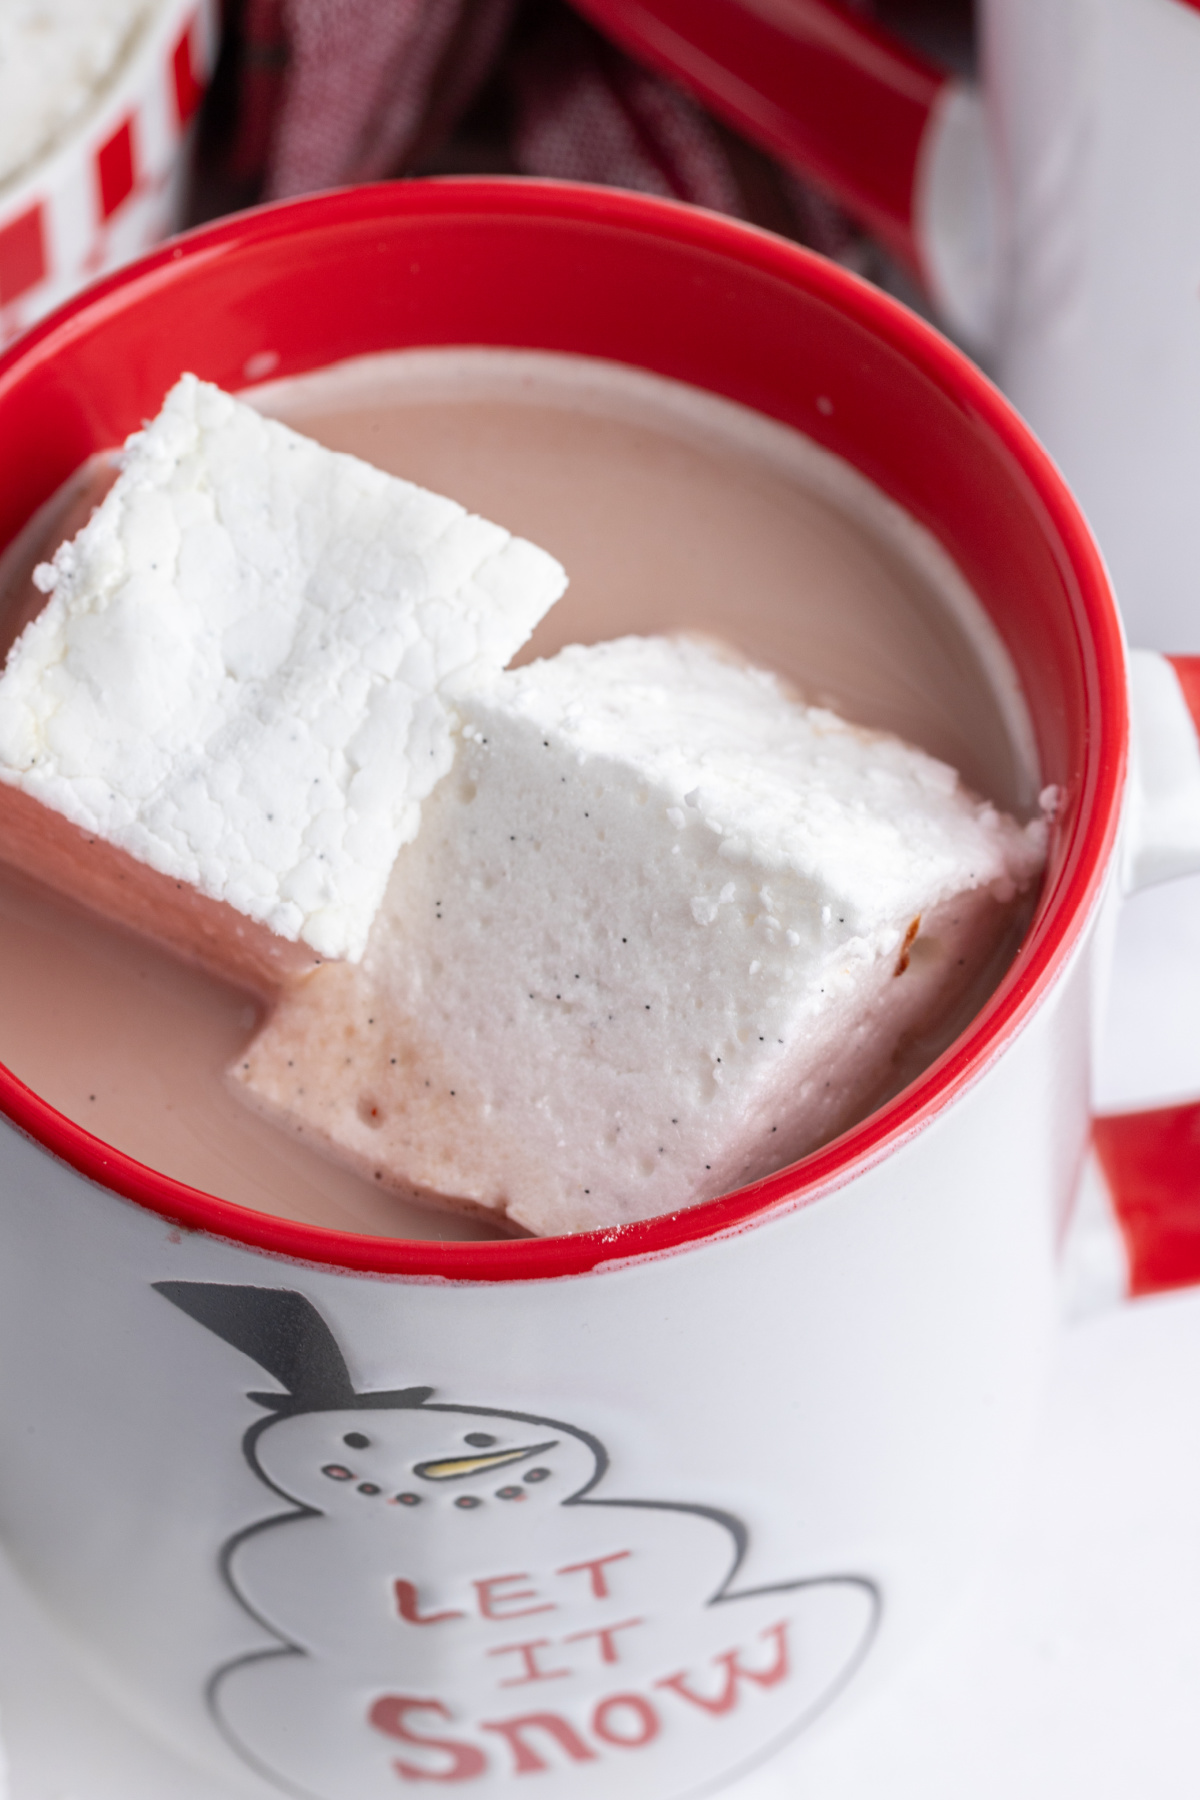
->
[156,1283,879,1797]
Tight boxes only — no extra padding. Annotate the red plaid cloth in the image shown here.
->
[224,0,861,258]
[233,0,513,198]
[508,8,744,215]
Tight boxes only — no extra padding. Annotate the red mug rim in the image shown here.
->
[0,178,1126,1282]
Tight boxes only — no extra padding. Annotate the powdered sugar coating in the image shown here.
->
[0,376,566,960]
[493,637,1044,918]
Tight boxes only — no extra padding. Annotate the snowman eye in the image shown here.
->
[464,1433,497,1447]
[344,1432,370,1450]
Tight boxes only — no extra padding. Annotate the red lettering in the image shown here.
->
[556,1550,631,1599]
[473,1573,554,1621]
[592,1693,661,1748]
[394,1580,466,1627]
[656,1620,791,1716]
[480,1712,598,1774]
[369,1696,487,1782]
[564,1617,644,1665]
[487,1638,571,1687]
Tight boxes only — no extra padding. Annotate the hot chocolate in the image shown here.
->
[0,349,1041,1241]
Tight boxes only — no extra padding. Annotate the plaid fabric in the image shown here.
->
[222,0,864,258]
[231,0,513,197]
[508,9,744,214]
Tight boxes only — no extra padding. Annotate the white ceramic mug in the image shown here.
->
[1,180,1199,1800]
[570,0,1200,652]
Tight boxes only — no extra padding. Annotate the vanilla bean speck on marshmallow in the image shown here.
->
[233,635,1049,1235]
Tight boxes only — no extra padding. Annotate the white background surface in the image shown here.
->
[2,878,1200,1796]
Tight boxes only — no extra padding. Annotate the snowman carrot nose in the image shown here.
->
[413,1441,558,1481]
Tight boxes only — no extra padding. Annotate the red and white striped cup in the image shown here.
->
[0,0,218,349]
[0,181,1198,1798]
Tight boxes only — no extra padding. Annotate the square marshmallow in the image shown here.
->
[234,635,1048,1235]
[0,375,566,965]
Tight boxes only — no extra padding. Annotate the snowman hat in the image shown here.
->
[153,1282,433,1416]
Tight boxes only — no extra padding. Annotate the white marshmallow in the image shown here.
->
[0,375,566,964]
[234,635,1048,1235]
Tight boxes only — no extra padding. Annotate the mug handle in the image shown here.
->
[564,0,997,343]
[1071,653,1200,1307]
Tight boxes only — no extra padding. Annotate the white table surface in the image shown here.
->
[3,874,1200,1797]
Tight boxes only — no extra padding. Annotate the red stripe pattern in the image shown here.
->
[0,3,214,346]
[566,0,945,274]
[1094,654,1200,1298]
[173,13,205,127]
[1094,1105,1200,1297]
[0,204,47,307]
[97,117,137,220]
[1167,655,1200,738]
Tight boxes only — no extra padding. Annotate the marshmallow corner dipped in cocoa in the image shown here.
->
[0,375,566,993]
[0,378,1048,1233]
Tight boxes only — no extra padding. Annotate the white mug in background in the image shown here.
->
[570,0,1200,653]
[1,182,1199,1799]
